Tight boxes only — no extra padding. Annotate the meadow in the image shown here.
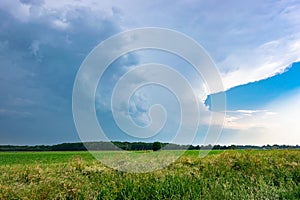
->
[0,150,299,199]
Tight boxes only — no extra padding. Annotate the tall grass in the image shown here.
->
[0,150,299,199]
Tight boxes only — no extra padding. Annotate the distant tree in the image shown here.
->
[152,142,162,151]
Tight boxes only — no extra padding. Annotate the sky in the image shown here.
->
[0,0,300,145]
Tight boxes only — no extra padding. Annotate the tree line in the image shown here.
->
[0,141,299,151]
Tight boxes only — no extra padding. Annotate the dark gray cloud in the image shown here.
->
[0,2,121,144]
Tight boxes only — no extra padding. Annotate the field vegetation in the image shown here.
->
[0,150,299,199]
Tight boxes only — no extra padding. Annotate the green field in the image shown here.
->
[0,150,299,199]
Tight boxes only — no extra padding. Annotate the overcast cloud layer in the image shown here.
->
[0,0,300,145]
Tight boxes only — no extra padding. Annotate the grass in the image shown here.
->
[0,150,299,199]
[0,151,94,165]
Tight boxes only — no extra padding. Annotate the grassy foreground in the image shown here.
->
[0,150,299,199]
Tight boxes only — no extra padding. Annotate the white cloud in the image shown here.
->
[218,90,300,145]
[223,110,275,131]
[220,34,300,89]
[29,40,40,56]
[128,92,151,127]
[0,0,31,22]
[0,108,32,118]
[51,19,69,30]
[263,89,300,144]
